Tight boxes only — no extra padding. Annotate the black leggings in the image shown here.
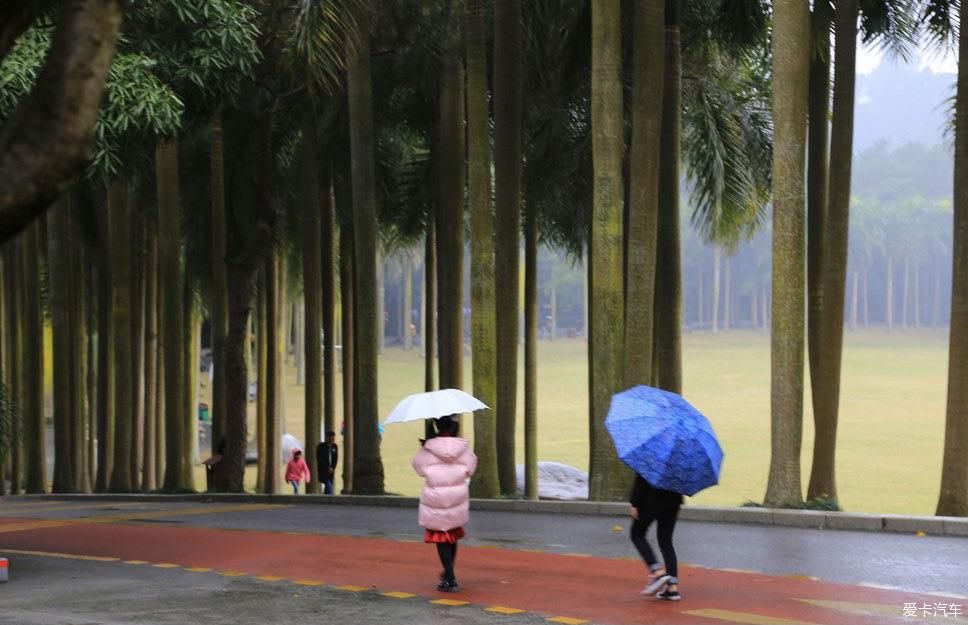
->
[630,506,679,579]
[436,543,458,582]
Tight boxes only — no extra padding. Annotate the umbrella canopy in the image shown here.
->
[605,385,723,496]
[385,388,488,425]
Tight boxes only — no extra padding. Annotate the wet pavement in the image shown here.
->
[0,498,966,625]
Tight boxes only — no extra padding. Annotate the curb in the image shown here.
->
[3,493,966,538]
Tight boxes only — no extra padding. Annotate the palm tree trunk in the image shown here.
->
[764,0,810,509]
[807,15,831,440]
[256,269,268,491]
[218,260,254,493]
[583,245,589,340]
[808,0,856,505]
[655,0,683,394]
[914,256,921,328]
[752,286,759,329]
[466,0,499,499]
[712,246,721,332]
[436,56,466,395]
[142,217,158,491]
[323,175,337,441]
[2,245,20,493]
[724,256,732,330]
[264,253,282,494]
[524,199,539,500]
[851,269,859,331]
[886,256,894,330]
[625,0,664,388]
[494,0,523,497]
[340,224,355,493]
[70,205,86,492]
[130,208,145,489]
[902,255,911,328]
[95,201,114,492]
[933,251,943,327]
[85,257,98,490]
[937,0,968,515]
[155,309,165,488]
[377,254,385,356]
[346,2,385,494]
[109,178,133,493]
[698,266,704,327]
[10,241,24,494]
[184,293,200,470]
[302,126,322,494]
[863,268,870,326]
[157,139,189,492]
[49,197,74,492]
[210,109,229,452]
[402,256,413,350]
[22,222,46,493]
[588,0,628,501]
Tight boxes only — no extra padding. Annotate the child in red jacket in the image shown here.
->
[285,449,311,494]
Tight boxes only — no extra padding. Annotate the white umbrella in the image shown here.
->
[385,388,488,425]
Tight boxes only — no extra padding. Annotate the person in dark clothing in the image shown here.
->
[629,474,683,601]
[315,432,339,495]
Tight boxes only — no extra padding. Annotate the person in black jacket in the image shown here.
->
[629,473,683,601]
[315,432,339,495]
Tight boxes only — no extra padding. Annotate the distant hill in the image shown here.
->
[855,60,955,151]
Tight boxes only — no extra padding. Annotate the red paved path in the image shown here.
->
[0,516,944,624]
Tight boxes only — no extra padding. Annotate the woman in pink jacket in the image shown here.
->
[412,416,477,592]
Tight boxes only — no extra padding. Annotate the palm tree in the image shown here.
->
[142,216,158,491]
[107,178,135,493]
[624,0,665,388]
[654,0,683,394]
[937,0,968,517]
[301,124,323,493]
[465,0,500,498]
[49,197,75,492]
[494,0,523,497]
[764,0,810,509]
[807,0,857,506]
[436,50,465,395]
[588,0,627,501]
[22,221,45,493]
[210,109,229,455]
[158,139,191,492]
[346,1,385,494]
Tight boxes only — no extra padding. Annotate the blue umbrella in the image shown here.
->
[605,385,723,496]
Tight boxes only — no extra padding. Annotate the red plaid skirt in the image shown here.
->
[424,527,465,544]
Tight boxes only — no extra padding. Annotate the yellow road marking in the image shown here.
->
[256,575,286,582]
[547,617,588,625]
[382,591,416,599]
[795,599,905,618]
[0,548,118,562]
[562,553,591,558]
[152,563,179,569]
[431,598,469,606]
[336,585,368,592]
[684,609,818,625]
[124,560,149,565]
[218,571,247,577]
[184,567,212,573]
[293,580,324,586]
[486,606,526,615]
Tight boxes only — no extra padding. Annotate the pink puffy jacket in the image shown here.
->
[412,436,478,531]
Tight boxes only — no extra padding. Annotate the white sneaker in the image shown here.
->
[642,574,671,595]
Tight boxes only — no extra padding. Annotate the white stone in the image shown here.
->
[515,461,589,500]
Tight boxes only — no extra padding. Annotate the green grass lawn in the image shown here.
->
[224,328,948,516]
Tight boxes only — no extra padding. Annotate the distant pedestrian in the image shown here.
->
[629,474,683,601]
[412,416,477,592]
[285,449,311,495]
[315,432,339,495]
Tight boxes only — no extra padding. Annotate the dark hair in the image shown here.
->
[435,416,459,436]
[326,431,336,438]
